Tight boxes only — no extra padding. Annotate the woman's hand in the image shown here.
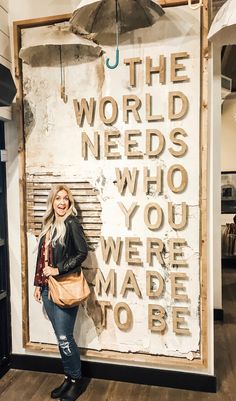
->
[34,286,41,303]
[43,266,59,277]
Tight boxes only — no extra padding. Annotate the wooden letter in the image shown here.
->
[120,270,142,298]
[82,132,100,159]
[114,302,133,331]
[147,238,164,266]
[148,304,166,332]
[125,237,143,265]
[146,94,164,121]
[73,97,95,127]
[146,55,166,85]
[99,96,118,124]
[104,131,121,159]
[168,128,188,157]
[144,203,163,230]
[143,167,163,194]
[171,52,189,83]
[97,301,112,328]
[168,202,188,230]
[101,236,122,264]
[146,129,165,157]
[168,91,189,120]
[169,238,188,267]
[115,167,139,195]
[118,202,139,229]
[167,164,188,193]
[146,271,164,298]
[170,272,189,301]
[123,95,142,123]
[172,307,191,335]
[124,57,142,87]
[95,269,116,296]
[125,130,143,158]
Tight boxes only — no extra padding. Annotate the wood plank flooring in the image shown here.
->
[0,268,235,401]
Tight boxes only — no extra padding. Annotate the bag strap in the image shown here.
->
[45,230,50,268]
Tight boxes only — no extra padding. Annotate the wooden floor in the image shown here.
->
[0,268,235,401]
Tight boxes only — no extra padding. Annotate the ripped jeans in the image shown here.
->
[41,286,81,379]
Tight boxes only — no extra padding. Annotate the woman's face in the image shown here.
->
[53,189,70,217]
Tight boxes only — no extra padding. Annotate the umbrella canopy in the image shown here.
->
[69,0,165,37]
[208,0,236,45]
[19,22,102,66]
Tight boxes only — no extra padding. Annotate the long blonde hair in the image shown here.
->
[38,184,77,246]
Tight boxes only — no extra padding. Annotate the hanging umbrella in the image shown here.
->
[19,22,102,65]
[208,0,236,45]
[19,22,102,102]
[69,0,164,69]
[69,0,165,37]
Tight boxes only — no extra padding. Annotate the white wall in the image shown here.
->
[209,44,222,311]
[0,0,12,120]
[8,0,78,22]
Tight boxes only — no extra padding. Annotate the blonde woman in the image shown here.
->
[34,184,88,401]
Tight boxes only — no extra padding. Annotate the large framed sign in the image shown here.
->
[14,2,209,371]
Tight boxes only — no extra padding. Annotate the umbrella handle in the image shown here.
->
[61,85,68,103]
[106,47,119,69]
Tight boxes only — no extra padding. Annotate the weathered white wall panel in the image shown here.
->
[0,31,10,60]
[0,6,9,35]
[22,5,204,367]
[0,54,10,68]
[8,0,77,21]
[0,0,8,12]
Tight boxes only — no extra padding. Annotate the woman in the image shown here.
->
[34,184,88,401]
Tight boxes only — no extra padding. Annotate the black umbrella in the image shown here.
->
[69,0,164,69]
[70,0,164,36]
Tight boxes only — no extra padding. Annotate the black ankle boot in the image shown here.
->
[51,375,71,399]
[59,377,87,401]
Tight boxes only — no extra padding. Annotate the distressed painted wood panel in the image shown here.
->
[18,4,208,370]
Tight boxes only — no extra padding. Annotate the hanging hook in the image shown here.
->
[106,0,120,69]
[188,0,203,10]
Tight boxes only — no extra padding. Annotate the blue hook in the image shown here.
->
[106,47,119,69]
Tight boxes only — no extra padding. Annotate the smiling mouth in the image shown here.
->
[57,207,67,213]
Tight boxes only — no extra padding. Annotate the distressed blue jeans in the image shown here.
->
[41,286,81,379]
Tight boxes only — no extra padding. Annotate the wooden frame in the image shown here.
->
[13,0,209,371]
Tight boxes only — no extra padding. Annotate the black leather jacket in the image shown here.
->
[36,215,88,278]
